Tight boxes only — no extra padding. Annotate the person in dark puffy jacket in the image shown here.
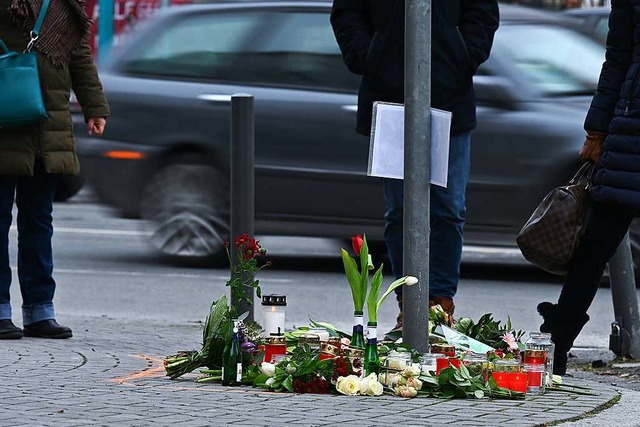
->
[538,0,638,375]
[331,0,499,332]
[0,0,109,339]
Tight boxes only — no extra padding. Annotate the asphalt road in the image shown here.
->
[5,189,628,355]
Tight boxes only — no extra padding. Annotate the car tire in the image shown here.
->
[54,175,85,202]
[140,158,229,262]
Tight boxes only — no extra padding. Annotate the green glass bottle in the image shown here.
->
[364,322,379,376]
[351,311,365,350]
[222,319,242,386]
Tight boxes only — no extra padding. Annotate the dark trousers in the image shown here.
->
[0,160,58,325]
[383,131,471,299]
[558,201,636,320]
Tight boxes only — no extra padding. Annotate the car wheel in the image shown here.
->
[55,175,85,202]
[141,160,229,260]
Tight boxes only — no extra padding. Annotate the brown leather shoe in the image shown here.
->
[429,296,455,326]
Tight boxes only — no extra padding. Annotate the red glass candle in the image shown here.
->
[525,366,544,390]
[319,343,340,361]
[524,349,546,365]
[436,357,461,375]
[264,336,287,363]
[509,373,527,393]
[491,372,510,389]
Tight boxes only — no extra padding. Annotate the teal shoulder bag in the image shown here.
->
[0,0,51,129]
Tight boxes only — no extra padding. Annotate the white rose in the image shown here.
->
[361,376,384,396]
[401,365,421,378]
[406,377,423,391]
[260,362,276,377]
[336,375,360,396]
[366,372,378,382]
[395,385,418,398]
[265,377,276,387]
[366,380,384,396]
[359,377,371,395]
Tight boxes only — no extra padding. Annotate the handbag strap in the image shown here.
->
[25,0,52,52]
[569,161,595,187]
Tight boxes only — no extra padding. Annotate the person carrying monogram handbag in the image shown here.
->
[0,0,109,339]
[536,0,640,375]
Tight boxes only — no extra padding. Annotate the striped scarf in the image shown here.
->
[9,0,92,66]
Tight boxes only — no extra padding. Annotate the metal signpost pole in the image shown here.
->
[98,0,114,65]
[403,0,431,353]
[230,94,255,322]
[608,234,640,357]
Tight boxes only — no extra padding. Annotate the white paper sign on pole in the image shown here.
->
[367,102,452,188]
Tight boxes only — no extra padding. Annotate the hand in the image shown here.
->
[88,117,107,136]
[579,130,607,164]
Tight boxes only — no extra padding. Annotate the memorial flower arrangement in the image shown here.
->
[163,232,590,399]
[163,235,269,380]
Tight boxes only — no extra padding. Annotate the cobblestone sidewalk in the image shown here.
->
[0,317,621,427]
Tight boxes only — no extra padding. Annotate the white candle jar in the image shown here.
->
[261,294,286,336]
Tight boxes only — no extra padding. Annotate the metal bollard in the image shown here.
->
[230,94,255,322]
[608,233,640,358]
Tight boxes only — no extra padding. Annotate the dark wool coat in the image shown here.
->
[0,0,109,177]
[585,0,640,207]
[330,0,499,136]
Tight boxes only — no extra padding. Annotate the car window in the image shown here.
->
[493,24,604,96]
[122,12,262,79]
[238,12,360,92]
[595,17,608,43]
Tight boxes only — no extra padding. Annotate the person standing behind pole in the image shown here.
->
[537,0,639,375]
[0,0,109,339]
[330,1,499,333]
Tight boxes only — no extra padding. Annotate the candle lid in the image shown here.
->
[320,342,341,357]
[262,295,287,306]
[267,335,286,345]
[430,343,455,353]
[297,334,321,346]
[342,347,364,358]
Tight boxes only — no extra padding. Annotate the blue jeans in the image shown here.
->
[0,160,58,324]
[383,131,471,299]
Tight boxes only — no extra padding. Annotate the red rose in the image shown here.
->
[351,234,364,256]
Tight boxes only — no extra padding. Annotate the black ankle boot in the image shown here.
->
[23,319,72,339]
[537,302,589,376]
[0,319,22,339]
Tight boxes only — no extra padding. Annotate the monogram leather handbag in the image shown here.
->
[0,0,51,129]
[516,162,595,275]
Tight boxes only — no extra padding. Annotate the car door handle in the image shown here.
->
[342,105,358,113]
[198,94,232,103]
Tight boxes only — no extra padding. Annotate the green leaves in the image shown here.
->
[418,363,525,400]
[367,265,384,323]
[341,249,365,311]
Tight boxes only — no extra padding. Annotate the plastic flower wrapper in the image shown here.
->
[164,295,231,379]
[436,324,494,354]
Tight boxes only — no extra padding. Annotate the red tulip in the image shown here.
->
[351,234,364,256]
